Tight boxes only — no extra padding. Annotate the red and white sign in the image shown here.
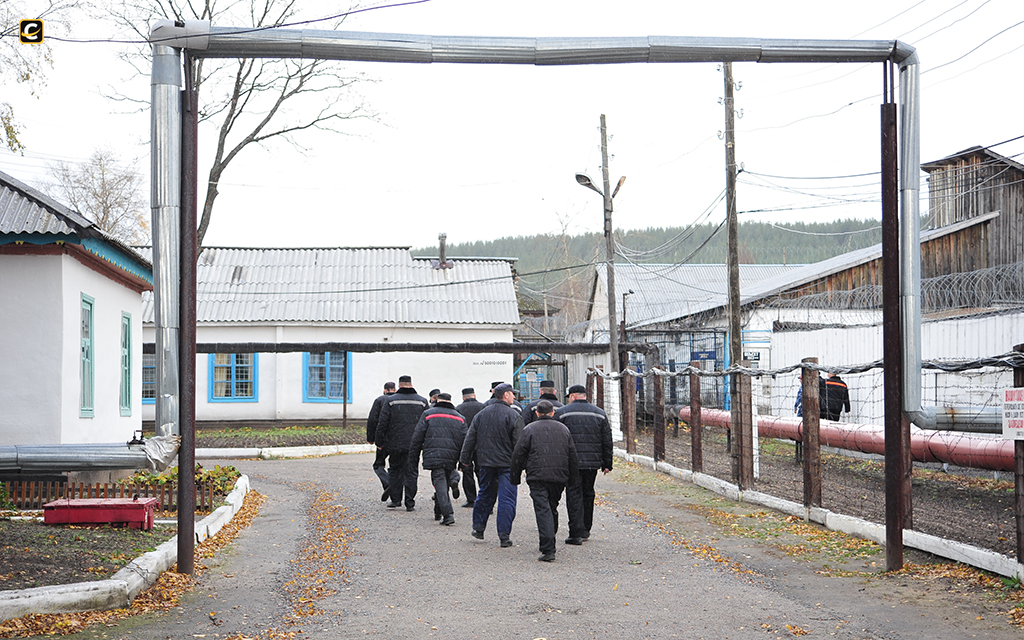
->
[1003,388,1024,440]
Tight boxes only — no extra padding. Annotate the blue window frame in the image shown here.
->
[80,294,94,417]
[303,352,351,403]
[119,312,132,416]
[142,352,156,404]
[208,353,259,403]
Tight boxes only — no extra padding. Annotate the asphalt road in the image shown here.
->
[75,453,1020,639]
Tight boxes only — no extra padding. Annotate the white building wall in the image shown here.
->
[0,253,63,445]
[60,255,144,444]
[142,323,515,424]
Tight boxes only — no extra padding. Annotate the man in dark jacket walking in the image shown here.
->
[821,373,852,421]
[510,400,579,562]
[460,383,524,547]
[409,393,467,526]
[455,387,485,508]
[522,380,563,426]
[366,381,395,501]
[377,375,429,511]
[555,384,613,541]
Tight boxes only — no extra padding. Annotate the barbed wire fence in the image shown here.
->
[587,349,1024,563]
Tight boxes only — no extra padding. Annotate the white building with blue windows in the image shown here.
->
[0,170,152,446]
[138,246,520,427]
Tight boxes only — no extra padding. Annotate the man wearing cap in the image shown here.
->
[376,375,429,511]
[409,393,467,526]
[428,388,441,407]
[484,381,521,410]
[510,400,579,562]
[522,380,563,426]
[455,387,485,508]
[366,381,396,501]
[555,384,613,542]
[460,383,524,547]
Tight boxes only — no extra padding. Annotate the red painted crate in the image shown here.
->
[42,497,160,530]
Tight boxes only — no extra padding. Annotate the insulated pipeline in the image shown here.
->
[680,407,1015,472]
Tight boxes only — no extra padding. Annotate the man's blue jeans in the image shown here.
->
[473,466,517,540]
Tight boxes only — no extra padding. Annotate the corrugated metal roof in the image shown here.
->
[0,170,89,236]
[605,263,802,329]
[0,170,152,278]
[139,246,520,326]
[623,212,1002,327]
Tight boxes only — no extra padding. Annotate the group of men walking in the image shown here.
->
[365,377,613,562]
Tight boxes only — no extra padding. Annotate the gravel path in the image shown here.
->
[79,452,1019,640]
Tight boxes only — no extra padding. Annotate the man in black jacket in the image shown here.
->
[555,384,613,541]
[510,400,579,562]
[409,393,467,526]
[377,375,429,511]
[460,383,524,547]
[522,380,563,426]
[366,381,395,501]
[455,387,485,508]
[821,373,852,421]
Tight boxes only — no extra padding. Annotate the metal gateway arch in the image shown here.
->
[148,23,921,571]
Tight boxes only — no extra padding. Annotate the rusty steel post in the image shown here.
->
[801,357,822,509]
[738,361,754,490]
[689,361,703,473]
[653,369,665,462]
[623,371,636,454]
[587,371,596,404]
[596,371,605,411]
[1014,343,1024,567]
[177,52,198,575]
[881,63,906,572]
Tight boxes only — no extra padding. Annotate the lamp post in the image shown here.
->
[576,115,626,376]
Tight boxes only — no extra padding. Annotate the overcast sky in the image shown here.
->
[3,0,1023,251]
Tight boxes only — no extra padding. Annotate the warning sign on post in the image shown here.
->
[1003,388,1024,440]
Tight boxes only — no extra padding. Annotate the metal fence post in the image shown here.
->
[738,361,754,490]
[802,357,822,510]
[689,360,703,473]
[623,369,636,454]
[596,370,605,411]
[587,370,596,403]
[1013,343,1024,571]
[653,368,665,462]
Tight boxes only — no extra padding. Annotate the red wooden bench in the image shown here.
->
[43,497,161,530]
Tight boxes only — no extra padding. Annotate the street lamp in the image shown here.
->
[575,117,626,376]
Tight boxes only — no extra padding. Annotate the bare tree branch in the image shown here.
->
[102,0,376,250]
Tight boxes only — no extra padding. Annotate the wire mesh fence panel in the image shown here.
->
[617,350,1023,561]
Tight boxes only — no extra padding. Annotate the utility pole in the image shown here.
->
[600,114,619,378]
[723,61,747,488]
[576,115,625,377]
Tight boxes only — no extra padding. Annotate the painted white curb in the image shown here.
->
[0,475,251,622]
[615,450,1024,580]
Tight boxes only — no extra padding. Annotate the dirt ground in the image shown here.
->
[0,521,176,591]
[632,423,1017,558]
[35,452,1023,640]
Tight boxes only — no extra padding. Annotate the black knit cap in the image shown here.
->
[399,375,412,383]
[568,384,587,395]
[461,387,475,395]
[490,381,504,390]
[437,392,452,402]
